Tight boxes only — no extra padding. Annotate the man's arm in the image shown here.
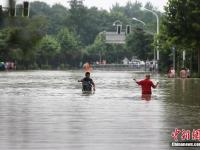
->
[91,80,95,91]
[152,81,159,88]
[133,78,141,85]
[78,78,83,82]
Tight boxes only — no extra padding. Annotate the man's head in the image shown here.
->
[145,74,150,79]
[181,67,185,70]
[85,72,90,78]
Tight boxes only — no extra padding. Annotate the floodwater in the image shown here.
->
[0,70,200,150]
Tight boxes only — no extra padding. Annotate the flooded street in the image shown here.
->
[0,70,200,150]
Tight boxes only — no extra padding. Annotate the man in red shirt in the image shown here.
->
[133,75,159,95]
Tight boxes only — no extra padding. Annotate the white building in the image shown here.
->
[122,57,129,65]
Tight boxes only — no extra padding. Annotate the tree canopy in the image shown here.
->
[3,0,199,76]
[159,0,200,75]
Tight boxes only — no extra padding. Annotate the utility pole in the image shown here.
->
[182,50,185,67]
[172,47,176,71]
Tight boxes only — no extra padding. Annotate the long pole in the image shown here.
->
[173,47,176,71]
[132,17,146,26]
[143,8,159,71]
[183,50,185,67]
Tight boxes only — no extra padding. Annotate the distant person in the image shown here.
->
[79,61,83,68]
[0,62,5,71]
[167,66,175,78]
[78,72,95,92]
[149,62,154,72]
[186,68,190,78]
[133,74,159,95]
[180,68,187,78]
[83,62,93,73]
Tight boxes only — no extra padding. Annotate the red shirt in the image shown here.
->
[136,79,156,94]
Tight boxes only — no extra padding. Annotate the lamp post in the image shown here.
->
[172,47,176,71]
[132,17,146,26]
[142,8,159,36]
[98,31,106,64]
[142,7,159,71]
[132,17,147,71]
[183,50,185,67]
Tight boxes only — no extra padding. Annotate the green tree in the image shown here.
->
[85,33,106,62]
[37,35,60,67]
[49,4,69,34]
[57,28,81,67]
[161,0,200,76]
[68,0,87,35]
[29,1,52,17]
[126,28,154,60]
[0,1,164,69]
[0,28,13,61]
[85,32,128,63]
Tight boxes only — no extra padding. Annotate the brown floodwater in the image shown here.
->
[0,70,199,150]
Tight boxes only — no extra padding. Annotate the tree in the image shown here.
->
[29,1,52,17]
[57,28,81,67]
[68,0,87,35]
[0,1,163,69]
[126,28,154,60]
[85,32,128,64]
[162,0,200,76]
[49,4,69,34]
[37,35,60,66]
[85,33,106,62]
[0,28,14,60]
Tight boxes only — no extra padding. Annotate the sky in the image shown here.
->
[1,0,168,12]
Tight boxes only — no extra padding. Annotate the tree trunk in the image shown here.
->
[198,48,200,77]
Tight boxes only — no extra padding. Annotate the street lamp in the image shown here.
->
[172,47,176,71]
[132,17,146,26]
[141,8,159,36]
[98,31,106,63]
[183,50,185,67]
[141,7,159,71]
[131,17,148,71]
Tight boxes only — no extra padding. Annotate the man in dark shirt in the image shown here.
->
[133,74,159,94]
[78,72,95,91]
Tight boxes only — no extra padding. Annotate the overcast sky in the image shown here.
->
[1,0,168,11]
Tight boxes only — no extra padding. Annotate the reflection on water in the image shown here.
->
[141,94,152,101]
[0,70,199,150]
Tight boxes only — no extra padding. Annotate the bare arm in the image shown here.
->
[78,79,83,82]
[133,78,140,85]
[152,82,159,88]
[91,80,95,91]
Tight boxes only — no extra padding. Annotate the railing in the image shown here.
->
[93,64,150,71]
